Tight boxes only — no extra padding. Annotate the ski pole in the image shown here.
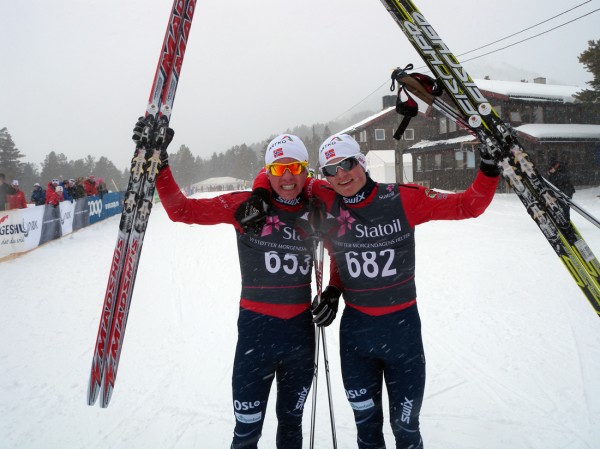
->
[320,327,338,448]
[309,325,321,449]
[308,200,337,448]
[542,177,600,229]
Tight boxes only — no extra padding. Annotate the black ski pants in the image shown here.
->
[340,304,426,449]
[230,308,315,449]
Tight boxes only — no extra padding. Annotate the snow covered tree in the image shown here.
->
[0,127,25,181]
[575,40,600,103]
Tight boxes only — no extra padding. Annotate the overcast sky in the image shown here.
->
[1,0,598,172]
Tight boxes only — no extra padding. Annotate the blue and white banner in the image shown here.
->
[0,192,124,260]
[89,192,124,224]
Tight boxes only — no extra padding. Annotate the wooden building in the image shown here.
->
[339,78,600,191]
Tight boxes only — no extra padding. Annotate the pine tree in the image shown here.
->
[0,127,25,181]
[20,163,41,194]
[575,40,600,103]
[94,156,124,191]
[171,144,197,188]
[40,151,69,184]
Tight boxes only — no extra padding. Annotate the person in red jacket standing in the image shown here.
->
[241,133,500,449]
[84,175,98,196]
[45,179,63,207]
[133,116,340,449]
[7,180,27,209]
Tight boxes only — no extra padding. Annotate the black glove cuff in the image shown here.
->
[323,285,342,300]
[253,187,271,202]
[479,159,501,177]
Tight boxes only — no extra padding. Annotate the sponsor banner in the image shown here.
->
[0,206,45,259]
[89,192,124,224]
[39,204,63,246]
[73,197,89,231]
[1,192,124,260]
[59,200,75,236]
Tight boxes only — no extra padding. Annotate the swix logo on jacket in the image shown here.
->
[237,207,312,305]
[328,183,416,308]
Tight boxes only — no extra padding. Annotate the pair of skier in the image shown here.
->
[147,117,499,448]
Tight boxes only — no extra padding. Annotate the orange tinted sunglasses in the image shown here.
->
[265,161,308,176]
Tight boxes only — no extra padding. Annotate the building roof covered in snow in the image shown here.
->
[474,78,582,103]
[515,124,600,142]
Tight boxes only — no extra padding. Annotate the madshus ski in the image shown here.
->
[88,0,196,408]
[379,0,600,317]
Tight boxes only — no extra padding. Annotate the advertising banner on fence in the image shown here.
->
[0,192,123,260]
[89,192,123,224]
[0,206,44,259]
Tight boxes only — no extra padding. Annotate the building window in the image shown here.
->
[455,150,465,169]
[416,155,422,172]
[509,111,521,122]
[448,119,457,133]
[402,129,415,140]
[434,153,442,170]
[466,149,476,168]
[534,106,544,123]
[359,130,367,142]
[439,117,448,134]
[375,129,385,140]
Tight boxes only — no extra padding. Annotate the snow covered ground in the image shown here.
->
[2,185,600,449]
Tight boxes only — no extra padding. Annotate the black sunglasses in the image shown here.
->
[320,157,359,177]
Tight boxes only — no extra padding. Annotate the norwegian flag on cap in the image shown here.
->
[324,148,336,160]
[273,148,284,158]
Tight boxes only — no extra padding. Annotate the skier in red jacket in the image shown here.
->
[241,133,500,449]
[138,118,340,449]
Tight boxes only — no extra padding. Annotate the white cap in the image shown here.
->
[264,134,308,165]
[11,180,18,186]
[34,182,40,187]
[55,185,63,192]
[318,134,367,170]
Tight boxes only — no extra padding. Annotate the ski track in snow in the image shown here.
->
[2,188,600,448]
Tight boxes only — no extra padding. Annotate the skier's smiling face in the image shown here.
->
[266,157,308,201]
[322,156,367,198]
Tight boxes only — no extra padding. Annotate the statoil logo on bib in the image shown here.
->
[355,218,402,238]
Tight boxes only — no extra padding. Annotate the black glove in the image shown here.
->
[132,117,173,171]
[132,116,151,146]
[156,125,174,170]
[234,188,270,234]
[312,285,341,327]
[478,144,501,177]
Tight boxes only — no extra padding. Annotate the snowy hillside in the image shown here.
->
[2,186,600,449]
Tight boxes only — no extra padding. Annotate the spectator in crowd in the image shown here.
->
[31,182,46,206]
[73,177,87,199]
[96,177,108,199]
[0,172,17,211]
[84,175,98,196]
[46,179,63,207]
[61,179,74,202]
[68,179,78,200]
[55,185,65,203]
[7,180,27,209]
[547,160,575,220]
